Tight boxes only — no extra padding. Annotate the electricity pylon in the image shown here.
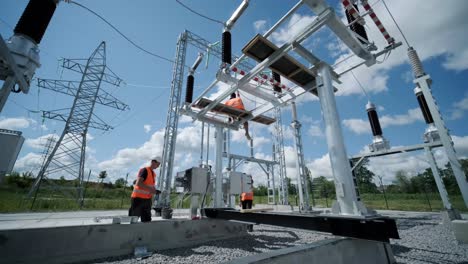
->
[28,42,128,208]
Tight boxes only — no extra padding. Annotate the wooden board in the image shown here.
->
[242,34,317,90]
[194,98,276,125]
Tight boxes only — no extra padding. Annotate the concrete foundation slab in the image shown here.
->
[224,238,395,264]
[452,219,468,244]
[0,218,249,264]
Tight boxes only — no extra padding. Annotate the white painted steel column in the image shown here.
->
[417,75,468,208]
[214,125,224,207]
[424,147,452,210]
[317,64,362,215]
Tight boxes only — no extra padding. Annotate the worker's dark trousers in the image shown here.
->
[129,197,152,222]
[241,200,253,209]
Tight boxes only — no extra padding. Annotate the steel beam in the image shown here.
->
[202,208,399,242]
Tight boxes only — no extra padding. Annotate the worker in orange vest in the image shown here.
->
[225,92,252,140]
[128,157,161,222]
[240,192,254,209]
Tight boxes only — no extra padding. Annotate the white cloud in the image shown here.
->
[342,119,369,134]
[307,153,333,179]
[453,135,468,158]
[0,117,35,130]
[253,20,267,33]
[270,14,317,46]
[143,124,151,133]
[307,125,323,137]
[343,107,423,134]
[25,134,59,149]
[449,94,468,120]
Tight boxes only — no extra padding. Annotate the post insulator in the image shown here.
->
[222,31,232,65]
[408,47,425,78]
[366,102,383,137]
[344,4,368,44]
[14,0,58,44]
[185,75,194,103]
[272,72,281,93]
[414,87,434,124]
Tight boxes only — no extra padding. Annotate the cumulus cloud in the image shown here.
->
[449,93,468,120]
[343,107,423,134]
[25,134,59,149]
[253,20,267,33]
[143,124,151,133]
[0,117,35,130]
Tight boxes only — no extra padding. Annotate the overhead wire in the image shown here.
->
[67,1,176,64]
[175,0,225,26]
[381,0,411,47]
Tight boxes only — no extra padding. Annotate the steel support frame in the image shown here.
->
[202,208,399,242]
[416,74,468,208]
[274,107,289,205]
[350,141,453,210]
[157,32,188,206]
[194,8,334,119]
[318,64,366,215]
[291,101,311,211]
[226,152,278,205]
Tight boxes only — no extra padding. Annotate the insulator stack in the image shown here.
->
[344,3,368,44]
[361,0,394,44]
[408,47,425,78]
[366,102,383,137]
[185,75,194,103]
[222,31,232,65]
[414,87,434,124]
[14,0,58,44]
[272,72,281,93]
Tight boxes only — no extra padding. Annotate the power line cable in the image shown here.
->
[67,1,176,64]
[175,0,225,25]
[381,0,410,47]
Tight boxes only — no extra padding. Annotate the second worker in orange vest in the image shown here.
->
[240,192,254,209]
[128,157,161,222]
[225,93,252,141]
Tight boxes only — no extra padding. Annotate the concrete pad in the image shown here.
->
[224,238,395,264]
[0,218,249,264]
[452,219,468,244]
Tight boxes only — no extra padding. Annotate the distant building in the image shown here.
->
[0,129,25,183]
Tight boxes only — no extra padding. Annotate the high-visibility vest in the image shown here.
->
[241,192,254,201]
[131,167,155,199]
[225,97,245,110]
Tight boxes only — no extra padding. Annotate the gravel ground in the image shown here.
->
[389,212,468,264]
[92,212,468,264]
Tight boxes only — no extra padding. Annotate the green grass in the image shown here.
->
[0,186,466,213]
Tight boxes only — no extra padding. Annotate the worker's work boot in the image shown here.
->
[245,133,252,141]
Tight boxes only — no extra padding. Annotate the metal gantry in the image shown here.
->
[291,101,311,211]
[28,42,128,207]
[157,32,188,208]
[273,107,288,205]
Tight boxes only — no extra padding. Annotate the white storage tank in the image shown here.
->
[0,129,25,182]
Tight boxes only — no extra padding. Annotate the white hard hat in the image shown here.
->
[151,156,162,163]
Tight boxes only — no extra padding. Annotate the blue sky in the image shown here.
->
[1,0,467,186]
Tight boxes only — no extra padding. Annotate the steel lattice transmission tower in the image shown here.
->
[273,106,288,205]
[28,42,128,207]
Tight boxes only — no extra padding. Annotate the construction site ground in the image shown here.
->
[1,209,468,263]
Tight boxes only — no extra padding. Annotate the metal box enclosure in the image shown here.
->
[228,171,253,195]
[0,129,25,179]
[174,167,210,194]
